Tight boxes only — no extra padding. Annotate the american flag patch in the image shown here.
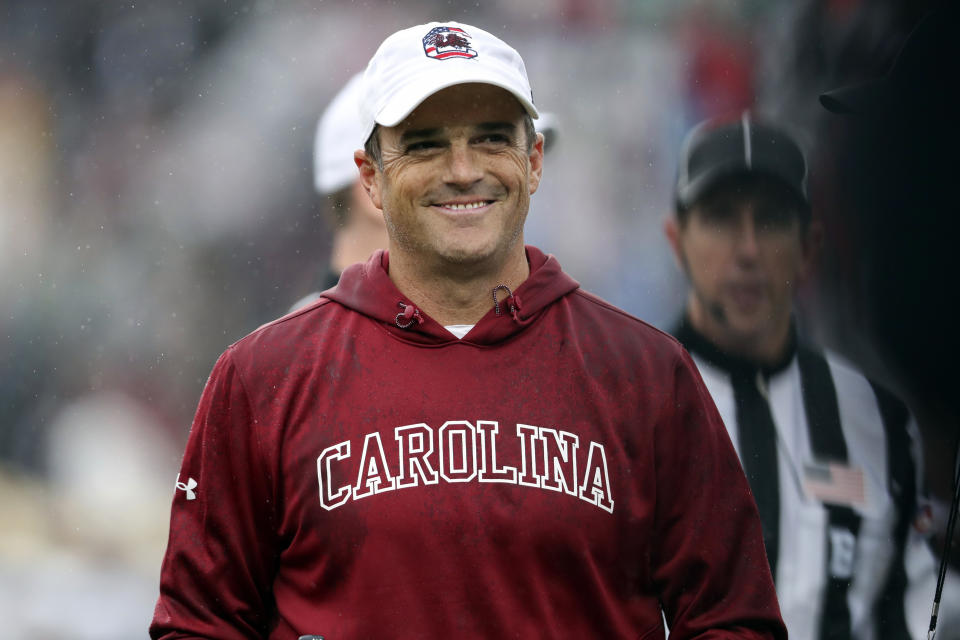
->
[422,26,477,60]
[803,462,867,509]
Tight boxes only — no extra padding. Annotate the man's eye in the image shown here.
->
[406,141,441,153]
[475,133,510,145]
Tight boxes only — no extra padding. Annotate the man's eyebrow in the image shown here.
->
[399,128,443,144]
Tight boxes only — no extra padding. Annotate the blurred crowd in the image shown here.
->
[0,0,954,637]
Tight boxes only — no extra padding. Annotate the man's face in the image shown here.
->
[358,83,543,269]
[666,179,814,352]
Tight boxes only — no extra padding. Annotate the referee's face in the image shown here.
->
[666,179,816,362]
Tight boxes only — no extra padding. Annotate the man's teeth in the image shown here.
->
[443,201,487,210]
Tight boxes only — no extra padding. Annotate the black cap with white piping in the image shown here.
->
[675,112,809,212]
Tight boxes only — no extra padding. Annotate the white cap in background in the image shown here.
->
[314,72,365,195]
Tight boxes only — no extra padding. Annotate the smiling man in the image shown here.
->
[665,113,936,640]
[288,71,559,314]
[360,82,536,310]
[151,23,786,639]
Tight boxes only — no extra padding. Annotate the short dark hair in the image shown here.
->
[521,113,537,153]
[364,125,383,170]
[363,112,538,169]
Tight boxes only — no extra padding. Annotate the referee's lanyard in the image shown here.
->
[797,347,860,640]
[731,347,860,640]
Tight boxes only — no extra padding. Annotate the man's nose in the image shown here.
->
[444,142,484,187]
[734,212,760,259]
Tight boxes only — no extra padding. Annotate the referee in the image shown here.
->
[664,113,937,640]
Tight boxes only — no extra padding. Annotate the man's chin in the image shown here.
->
[436,244,493,265]
[725,317,770,340]
[436,236,520,267]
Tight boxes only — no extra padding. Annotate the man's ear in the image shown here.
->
[355,150,383,210]
[664,214,685,272]
[527,132,545,195]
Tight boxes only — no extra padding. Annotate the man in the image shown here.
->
[664,113,937,640]
[151,22,785,639]
[291,72,558,312]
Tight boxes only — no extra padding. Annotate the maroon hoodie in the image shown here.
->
[151,246,785,639]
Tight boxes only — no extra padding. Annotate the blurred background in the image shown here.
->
[0,0,955,637]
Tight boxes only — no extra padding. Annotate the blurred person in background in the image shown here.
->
[152,21,786,639]
[291,71,559,312]
[663,113,937,639]
[289,72,388,311]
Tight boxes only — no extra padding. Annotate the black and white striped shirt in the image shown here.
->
[675,319,937,640]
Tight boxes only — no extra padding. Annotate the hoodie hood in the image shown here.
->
[323,246,579,346]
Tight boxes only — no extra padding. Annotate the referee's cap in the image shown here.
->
[358,21,538,144]
[675,112,809,212]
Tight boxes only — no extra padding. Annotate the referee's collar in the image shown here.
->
[672,314,797,378]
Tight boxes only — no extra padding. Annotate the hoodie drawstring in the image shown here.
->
[395,302,423,329]
[492,284,524,324]
[397,288,528,331]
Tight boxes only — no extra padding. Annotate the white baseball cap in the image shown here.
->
[358,21,539,143]
[314,72,365,194]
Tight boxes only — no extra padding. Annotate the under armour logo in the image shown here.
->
[176,474,198,500]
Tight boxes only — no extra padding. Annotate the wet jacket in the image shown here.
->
[151,246,786,639]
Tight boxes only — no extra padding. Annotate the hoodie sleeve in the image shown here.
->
[652,348,786,640]
[150,349,278,639]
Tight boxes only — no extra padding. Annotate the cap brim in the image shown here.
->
[374,67,538,128]
[678,164,808,211]
[819,77,888,115]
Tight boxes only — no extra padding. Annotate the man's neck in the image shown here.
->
[387,245,530,326]
[686,298,793,367]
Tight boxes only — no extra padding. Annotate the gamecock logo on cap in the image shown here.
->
[422,26,477,60]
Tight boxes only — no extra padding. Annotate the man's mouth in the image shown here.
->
[433,200,494,212]
[726,283,765,309]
